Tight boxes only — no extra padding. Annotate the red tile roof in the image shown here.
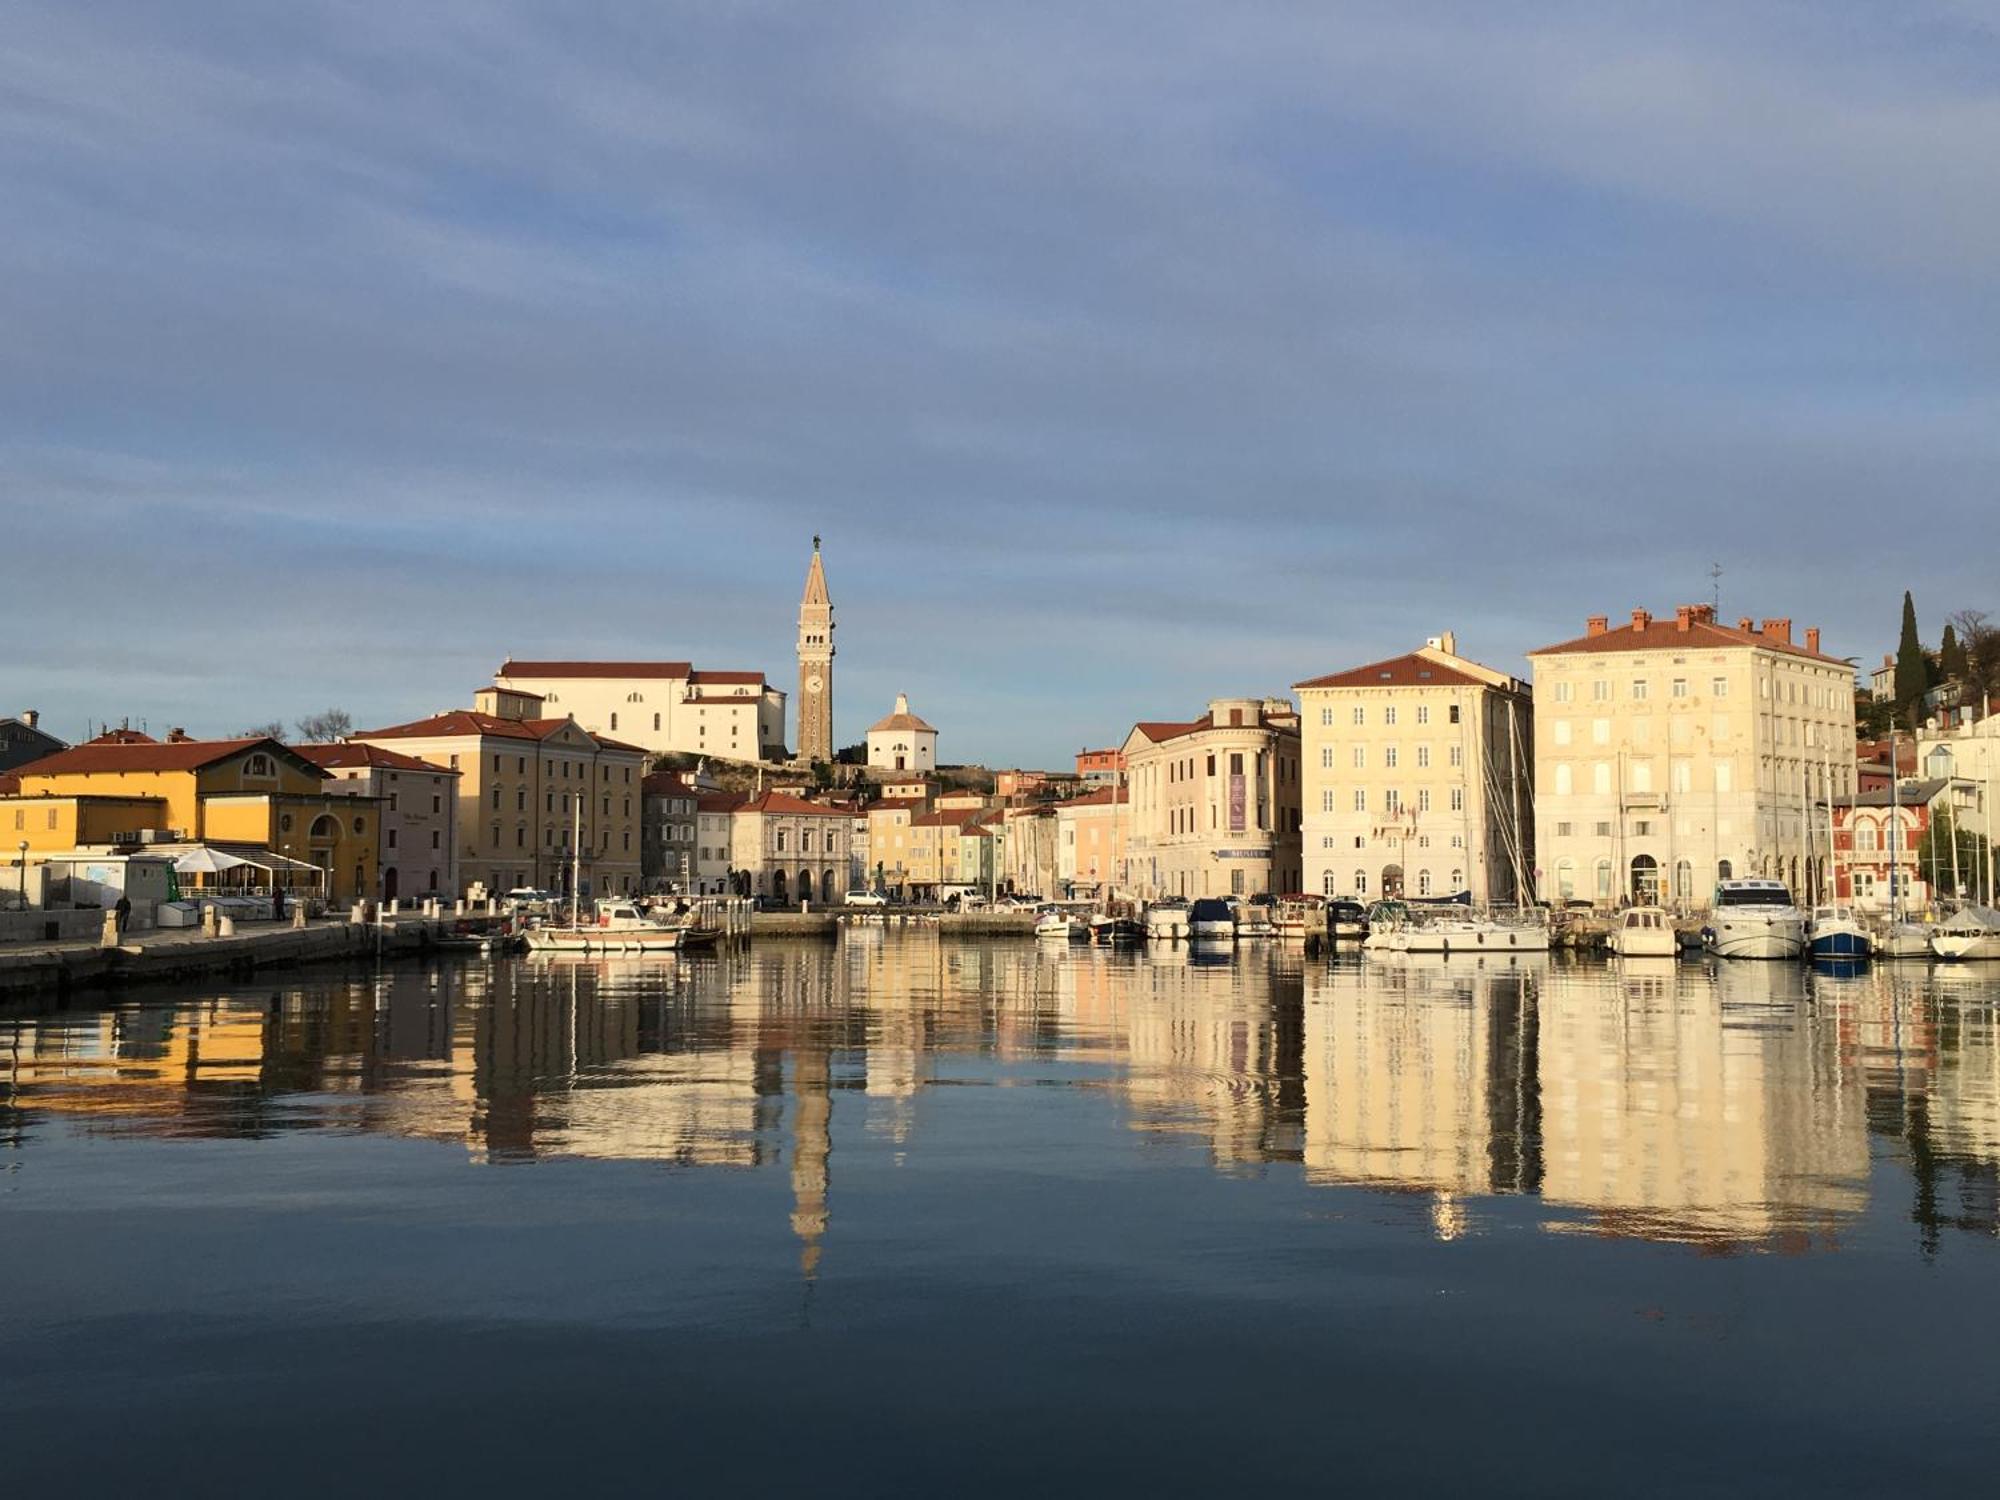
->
[1062,786,1129,808]
[356,712,614,745]
[867,797,930,816]
[0,773,20,796]
[498,660,692,679]
[641,770,699,795]
[696,792,747,813]
[1531,608,1841,664]
[688,670,766,686]
[747,792,850,816]
[84,728,158,745]
[1294,652,1487,690]
[293,742,457,775]
[1129,716,1211,744]
[9,737,325,779]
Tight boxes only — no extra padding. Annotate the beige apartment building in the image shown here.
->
[491,660,787,764]
[726,792,852,905]
[1121,697,1302,899]
[1529,606,1857,909]
[1056,785,1127,896]
[1294,634,1533,906]
[353,687,646,899]
[295,743,461,903]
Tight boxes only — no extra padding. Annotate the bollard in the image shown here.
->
[100,910,122,949]
[201,903,219,937]
[351,901,366,925]
[217,914,236,937]
[455,899,466,917]
[292,902,307,930]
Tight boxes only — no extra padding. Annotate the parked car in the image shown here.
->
[844,889,889,907]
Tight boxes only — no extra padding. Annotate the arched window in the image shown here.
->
[1449,868,1462,892]
[1717,858,1733,881]
[1354,870,1367,896]
[1595,858,1613,900]
[1856,823,1877,853]
[1417,869,1433,896]
[627,692,644,703]
[1322,869,1337,895]
[1555,859,1576,900]
[245,753,274,776]
[310,814,339,841]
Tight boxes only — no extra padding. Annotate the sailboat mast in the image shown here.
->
[570,793,582,927]
[1889,732,1902,921]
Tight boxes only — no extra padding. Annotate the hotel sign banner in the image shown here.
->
[1228,774,1246,834]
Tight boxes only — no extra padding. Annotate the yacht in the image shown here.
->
[1875,919,1934,961]
[1608,905,1678,959]
[1271,895,1324,941]
[1703,879,1806,960]
[1035,906,1086,941]
[1088,912,1145,945]
[1232,898,1277,939]
[1806,904,1874,961]
[1931,905,2000,962]
[1142,899,1190,941]
[521,899,714,954]
[1188,898,1235,942]
[1361,900,1411,952]
[1326,899,1369,944]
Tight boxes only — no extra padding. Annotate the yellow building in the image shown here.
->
[2,734,381,903]
[353,691,647,900]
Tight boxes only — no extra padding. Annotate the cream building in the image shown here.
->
[491,660,787,764]
[295,742,461,903]
[1120,697,1302,899]
[866,693,938,773]
[694,792,744,894]
[1917,714,2000,847]
[1294,633,1532,906]
[353,687,647,899]
[1529,605,1857,908]
[726,792,853,905]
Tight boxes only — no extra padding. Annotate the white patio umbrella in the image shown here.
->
[173,847,250,875]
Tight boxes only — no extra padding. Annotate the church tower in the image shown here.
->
[796,536,835,762]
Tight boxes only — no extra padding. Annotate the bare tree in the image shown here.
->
[293,708,354,743]
[1949,609,1997,719]
[235,720,288,740]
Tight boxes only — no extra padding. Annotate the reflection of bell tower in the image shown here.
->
[790,1044,832,1279]
[797,537,834,763]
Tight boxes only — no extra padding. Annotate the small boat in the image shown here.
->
[1232,899,1276,939]
[1932,904,2000,962]
[1326,900,1369,944]
[1608,905,1678,959]
[1271,895,1325,940]
[1088,913,1145,945]
[521,900,712,954]
[1361,900,1411,952]
[1703,879,1806,960]
[1807,904,1874,961]
[1875,920,1933,960]
[1188,898,1235,943]
[1035,906,1086,941]
[1142,899,1190,941]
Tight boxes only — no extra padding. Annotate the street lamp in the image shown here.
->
[16,840,27,910]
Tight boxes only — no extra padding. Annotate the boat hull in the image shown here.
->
[1705,915,1806,960]
[1933,933,2000,962]
[1807,928,1874,960]
[1610,932,1679,959]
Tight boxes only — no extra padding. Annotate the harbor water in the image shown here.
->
[3,933,1998,1494]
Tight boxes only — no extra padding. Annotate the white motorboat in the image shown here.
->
[521,900,712,954]
[1188,898,1235,942]
[1143,900,1190,941]
[1703,879,1806,960]
[1932,904,2000,962]
[1034,906,1086,941]
[1325,900,1368,944]
[1272,895,1325,940]
[1807,904,1874,961]
[1609,905,1678,959]
[1233,900,1277,939]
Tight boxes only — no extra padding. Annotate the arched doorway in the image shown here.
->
[1380,864,1404,899]
[772,869,789,904]
[308,814,339,898]
[382,866,399,902]
[1630,853,1659,904]
[822,869,836,903]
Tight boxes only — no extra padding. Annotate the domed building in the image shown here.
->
[866,694,938,774]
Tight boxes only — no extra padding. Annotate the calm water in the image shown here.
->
[4,934,1998,1496]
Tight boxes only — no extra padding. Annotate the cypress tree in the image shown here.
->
[1940,622,1967,684]
[1894,591,1928,722]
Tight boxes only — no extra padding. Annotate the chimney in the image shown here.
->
[1691,604,1715,625]
[1805,627,1821,654]
[20,708,37,729]
[1586,615,1609,638]
[1761,617,1792,644]
[167,727,191,743]
[1675,606,1692,632]
[1738,617,1755,633]
[1425,631,1458,656]
[1630,608,1651,631]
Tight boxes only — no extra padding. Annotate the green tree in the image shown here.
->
[1917,807,1993,905]
[1894,591,1929,725]
[1939,622,1967,684]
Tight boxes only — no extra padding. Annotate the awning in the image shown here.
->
[173,847,249,875]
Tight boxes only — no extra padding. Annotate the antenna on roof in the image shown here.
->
[1709,561,1723,615]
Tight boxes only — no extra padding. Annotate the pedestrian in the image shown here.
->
[113,892,131,935]
[272,884,286,922]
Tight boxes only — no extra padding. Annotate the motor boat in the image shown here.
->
[1034,906,1086,941]
[1608,905,1678,959]
[1188,898,1235,943]
[1325,899,1369,944]
[521,899,715,954]
[1271,895,1324,940]
[1702,879,1806,960]
[1142,900,1190,941]
[1233,899,1277,939]
[1806,904,1874,961]
[1361,900,1411,952]
[1931,904,2000,962]
[1088,912,1145,945]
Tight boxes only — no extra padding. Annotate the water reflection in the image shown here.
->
[5,936,1999,1260]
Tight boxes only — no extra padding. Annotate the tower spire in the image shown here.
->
[797,538,835,762]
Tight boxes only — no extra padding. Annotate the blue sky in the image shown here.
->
[4,1,1997,764]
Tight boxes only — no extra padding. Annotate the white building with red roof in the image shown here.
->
[1293,633,1533,906]
[865,693,937,773]
[294,742,461,903]
[1528,604,1857,908]
[491,659,787,764]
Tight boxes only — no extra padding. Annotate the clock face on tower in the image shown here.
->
[807,674,823,693]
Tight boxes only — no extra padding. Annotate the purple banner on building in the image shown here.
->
[1228,774,1246,833]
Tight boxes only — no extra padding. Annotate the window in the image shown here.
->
[1448,704,1460,725]
[1450,787,1464,812]
[1630,761,1653,793]
[1352,707,1365,726]
[1354,871,1367,896]
[1448,744,1463,767]
[1352,745,1366,769]
[1712,677,1728,697]
[1594,820,1613,838]
[1592,679,1610,702]
[1554,764,1573,795]
[1384,707,1397,726]
[1555,860,1576,899]
[1595,858,1613,899]
[1554,682,1573,704]
[1384,789,1402,814]
[1418,788,1432,813]
[1320,708,1333,726]
[1672,760,1692,793]
[1555,821,1573,838]
[1713,761,1733,794]
[1592,762,1612,795]
[1450,869,1462,891]
[1856,824,1877,853]
[609,713,618,731]
[491,788,501,810]
[1417,869,1433,896]
[654,713,662,731]
[1592,718,1610,745]
[1352,789,1367,812]
[1416,705,1430,725]
[1631,679,1649,701]
[1416,745,1430,768]
[1384,746,1399,769]
[1321,746,1334,769]
[1672,678,1688,698]
[1321,790,1335,813]
[387,829,397,849]
[1323,869,1337,895]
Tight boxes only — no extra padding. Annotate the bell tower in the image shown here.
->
[796,536,834,763]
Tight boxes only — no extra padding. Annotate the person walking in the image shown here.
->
[113,892,131,936]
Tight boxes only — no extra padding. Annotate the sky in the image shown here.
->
[4,1,1998,765]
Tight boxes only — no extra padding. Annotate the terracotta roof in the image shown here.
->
[10,737,325,779]
[1062,786,1129,808]
[589,734,650,756]
[868,798,929,816]
[869,711,937,733]
[697,792,747,813]
[356,711,609,745]
[747,791,849,816]
[293,742,456,775]
[641,770,699,795]
[84,728,158,745]
[1294,652,1487,690]
[687,670,766,686]
[684,693,764,705]
[498,660,692,679]
[912,809,984,828]
[0,773,19,796]
[1129,716,1211,744]
[1531,608,1842,664]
